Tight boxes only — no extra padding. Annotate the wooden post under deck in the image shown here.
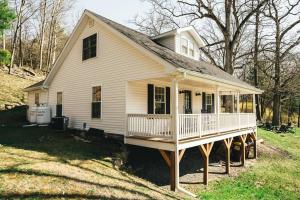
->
[239,134,247,166]
[159,149,186,191]
[223,138,233,174]
[198,142,214,185]
[249,132,257,159]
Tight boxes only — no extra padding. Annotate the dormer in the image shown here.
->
[152,26,205,60]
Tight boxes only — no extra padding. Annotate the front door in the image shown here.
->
[184,90,192,114]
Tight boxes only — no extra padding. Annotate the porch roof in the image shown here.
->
[23,80,46,92]
[89,10,263,94]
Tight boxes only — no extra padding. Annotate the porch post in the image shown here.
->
[253,94,256,114]
[237,92,240,129]
[171,78,179,190]
[215,87,220,132]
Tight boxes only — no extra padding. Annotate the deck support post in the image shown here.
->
[249,132,257,159]
[198,142,214,185]
[159,149,185,191]
[223,137,233,174]
[239,134,247,166]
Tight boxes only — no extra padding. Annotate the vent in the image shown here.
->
[88,19,94,28]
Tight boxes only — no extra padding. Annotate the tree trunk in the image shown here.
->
[298,102,300,128]
[223,0,234,74]
[2,32,5,50]
[254,9,261,121]
[38,0,47,70]
[9,0,25,74]
[18,23,23,68]
[271,13,281,126]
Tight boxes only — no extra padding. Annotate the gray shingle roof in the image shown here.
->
[24,80,45,91]
[90,11,258,90]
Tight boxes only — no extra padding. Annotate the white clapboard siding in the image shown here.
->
[48,19,168,134]
[27,90,48,107]
[154,36,176,51]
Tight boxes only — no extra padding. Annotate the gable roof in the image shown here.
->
[37,10,262,93]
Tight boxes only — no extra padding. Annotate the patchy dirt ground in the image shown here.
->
[127,140,288,194]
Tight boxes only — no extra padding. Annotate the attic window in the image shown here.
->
[82,34,97,61]
[189,42,195,57]
[181,38,188,55]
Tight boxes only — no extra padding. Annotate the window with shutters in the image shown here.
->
[82,34,97,61]
[206,94,212,113]
[92,86,101,118]
[154,86,166,114]
[35,93,39,105]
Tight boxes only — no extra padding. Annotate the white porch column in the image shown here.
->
[237,92,240,129]
[171,78,179,189]
[253,94,256,114]
[215,87,220,132]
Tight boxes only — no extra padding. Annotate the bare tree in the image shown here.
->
[262,0,300,126]
[38,0,47,70]
[134,0,268,74]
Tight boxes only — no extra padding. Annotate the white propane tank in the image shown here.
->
[36,106,51,124]
[29,106,37,123]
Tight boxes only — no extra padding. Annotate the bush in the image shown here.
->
[0,49,11,65]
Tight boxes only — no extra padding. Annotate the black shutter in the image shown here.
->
[56,104,62,117]
[166,87,170,114]
[212,94,215,113]
[202,92,206,113]
[147,84,154,114]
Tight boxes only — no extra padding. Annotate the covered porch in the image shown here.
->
[124,72,260,196]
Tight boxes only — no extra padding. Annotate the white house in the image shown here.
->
[24,10,263,196]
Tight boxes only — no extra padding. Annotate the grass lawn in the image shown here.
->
[0,126,180,199]
[197,128,300,200]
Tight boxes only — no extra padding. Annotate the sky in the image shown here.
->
[71,0,151,29]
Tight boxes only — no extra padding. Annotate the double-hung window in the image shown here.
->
[82,34,97,61]
[35,93,39,105]
[181,38,188,55]
[206,94,212,113]
[189,42,195,57]
[92,86,102,118]
[154,86,166,114]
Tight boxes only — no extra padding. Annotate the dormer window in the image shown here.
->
[181,38,188,55]
[82,33,97,61]
[189,42,195,57]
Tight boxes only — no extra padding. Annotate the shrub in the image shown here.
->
[0,49,11,65]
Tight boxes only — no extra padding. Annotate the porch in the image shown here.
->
[124,74,260,196]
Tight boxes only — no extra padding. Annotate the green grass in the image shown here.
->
[0,126,180,199]
[198,128,300,200]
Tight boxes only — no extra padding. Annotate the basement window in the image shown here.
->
[82,33,97,61]
[91,86,102,118]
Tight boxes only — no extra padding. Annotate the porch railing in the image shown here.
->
[127,114,173,139]
[127,113,256,140]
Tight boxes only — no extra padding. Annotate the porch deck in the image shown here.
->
[125,113,256,150]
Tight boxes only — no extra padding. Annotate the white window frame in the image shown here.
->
[154,85,166,114]
[181,38,188,55]
[35,92,40,105]
[92,85,102,119]
[206,94,212,111]
[188,41,195,57]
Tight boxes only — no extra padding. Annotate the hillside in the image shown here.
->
[0,69,44,109]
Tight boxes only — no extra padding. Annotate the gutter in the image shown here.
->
[176,68,264,94]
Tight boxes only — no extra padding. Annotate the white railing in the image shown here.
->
[127,114,172,138]
[127,113,256,141]
[178,114,201,139]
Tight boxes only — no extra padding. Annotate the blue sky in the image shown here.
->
[72,0,151,28]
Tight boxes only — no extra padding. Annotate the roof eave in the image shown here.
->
[177,68,264,94]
